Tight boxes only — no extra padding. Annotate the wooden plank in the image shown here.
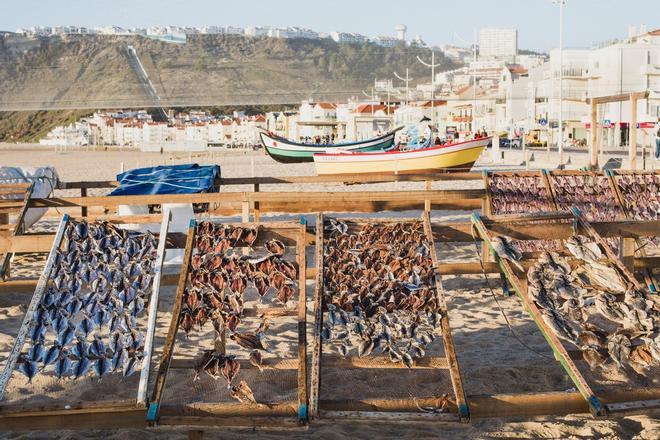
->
[1,182,33,279]
[70,214,163,224]
[158,402,298,417]
[219,172,483,185]
[2,219,658,255]
[319,396,458,413]
[157,415,303,430]
[421,211,469,422]
[587,90,649,105]
[0,398,139,417]
[149,219,196,423]
[27,189,485,208]
[470,212,607,417]
[137,210,171,406]
[540,170,560,211]
[0,409,146,430]
[481,171,492,266]
[318,410,460,423]
[309,213,323,419]
[0,215,69,400]
[323,355,448,369]
[296,217,308,424]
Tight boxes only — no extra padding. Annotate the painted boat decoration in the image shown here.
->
[260,127,402,164]
[313,137,490,175]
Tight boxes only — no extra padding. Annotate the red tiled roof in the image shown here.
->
[648,29,660,36]
[253,115,266,122]
[420,100,447,108]
[354,104,397,114]
[316,102,337,110]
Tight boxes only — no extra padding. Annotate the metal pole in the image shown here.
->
[473,29,477,134]
[417,50,442,131]
[393,69,413,105]
[558,0,565,166]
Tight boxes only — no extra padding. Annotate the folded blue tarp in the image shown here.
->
[110,164,220,196]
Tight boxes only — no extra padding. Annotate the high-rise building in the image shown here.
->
[478,28,518,61]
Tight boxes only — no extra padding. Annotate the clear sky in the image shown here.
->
[1,0,658,51]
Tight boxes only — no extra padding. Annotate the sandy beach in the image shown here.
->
[0,145,658,439]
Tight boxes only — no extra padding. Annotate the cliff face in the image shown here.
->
[0,34,455,111]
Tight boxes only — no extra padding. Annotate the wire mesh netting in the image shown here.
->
[319,218,458,412]
[549,173,623,253]
[519,234,659,394]
[2,219,159,407]
[487,172,561,253]
[158,221,302,412]
[615,172,660,251]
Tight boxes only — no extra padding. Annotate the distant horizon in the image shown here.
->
[1,0,658,52]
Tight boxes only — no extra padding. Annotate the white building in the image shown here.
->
[372,36,399,47]
[479,28,518,62]
[330,32,368,44]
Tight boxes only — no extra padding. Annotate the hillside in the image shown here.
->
[0,34,456,111]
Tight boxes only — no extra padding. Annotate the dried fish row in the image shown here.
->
[17,220,157,384]
[322,218,444,368]
[186,221,297,402]
[550,174,622,252]
[526,236,660,375]
[488,174,560,252]
[616,173,660,247]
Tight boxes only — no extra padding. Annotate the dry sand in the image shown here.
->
[0,145,658,439]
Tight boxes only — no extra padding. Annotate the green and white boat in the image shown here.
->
[259,127,402,163]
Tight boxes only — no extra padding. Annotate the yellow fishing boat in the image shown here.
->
[313,137,489,175]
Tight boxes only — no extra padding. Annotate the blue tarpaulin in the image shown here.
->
[110,164,220,196]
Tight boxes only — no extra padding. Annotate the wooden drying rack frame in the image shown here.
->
[0,170,659,433]
[0,212,171,418]
[148,219,309,430]
[309,213,469,424]
[471,208,660,417]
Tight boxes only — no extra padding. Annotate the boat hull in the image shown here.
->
[260,131,398,164]
[313,138,489,175]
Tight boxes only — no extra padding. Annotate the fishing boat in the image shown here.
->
[313,137,490,175]
[259,127,402,164]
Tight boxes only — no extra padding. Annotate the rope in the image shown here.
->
[469,224,554,361]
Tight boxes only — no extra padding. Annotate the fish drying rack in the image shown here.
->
[148,219,308,430]
[472,208,660,417]
[310,213,469,423]
[0,212,171,419]
[0,170,658,435]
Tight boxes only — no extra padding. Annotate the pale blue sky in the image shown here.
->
[1,0,657,51]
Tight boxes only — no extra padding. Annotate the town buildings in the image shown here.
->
[478,28,518,62]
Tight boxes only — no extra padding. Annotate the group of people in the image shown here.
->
[432,129,488,146]
[299,134,337,145]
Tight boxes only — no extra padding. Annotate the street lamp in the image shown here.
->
[554,0,566,166]
[393,69,413,105]
[417,50,442,130]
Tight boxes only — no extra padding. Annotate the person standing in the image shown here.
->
[655,125,660,160]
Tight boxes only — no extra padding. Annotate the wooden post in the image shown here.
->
[149,220,196,424]
[188,430,204,440]
[629,94,638,170]
[137,210,171,406]
[296,217,308,424]
[241,200,250,223]
[253,183,260,222]
[309,213,324,419]
[590,99,598,169]
[80,187,87,218]
[424,180,431,212]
